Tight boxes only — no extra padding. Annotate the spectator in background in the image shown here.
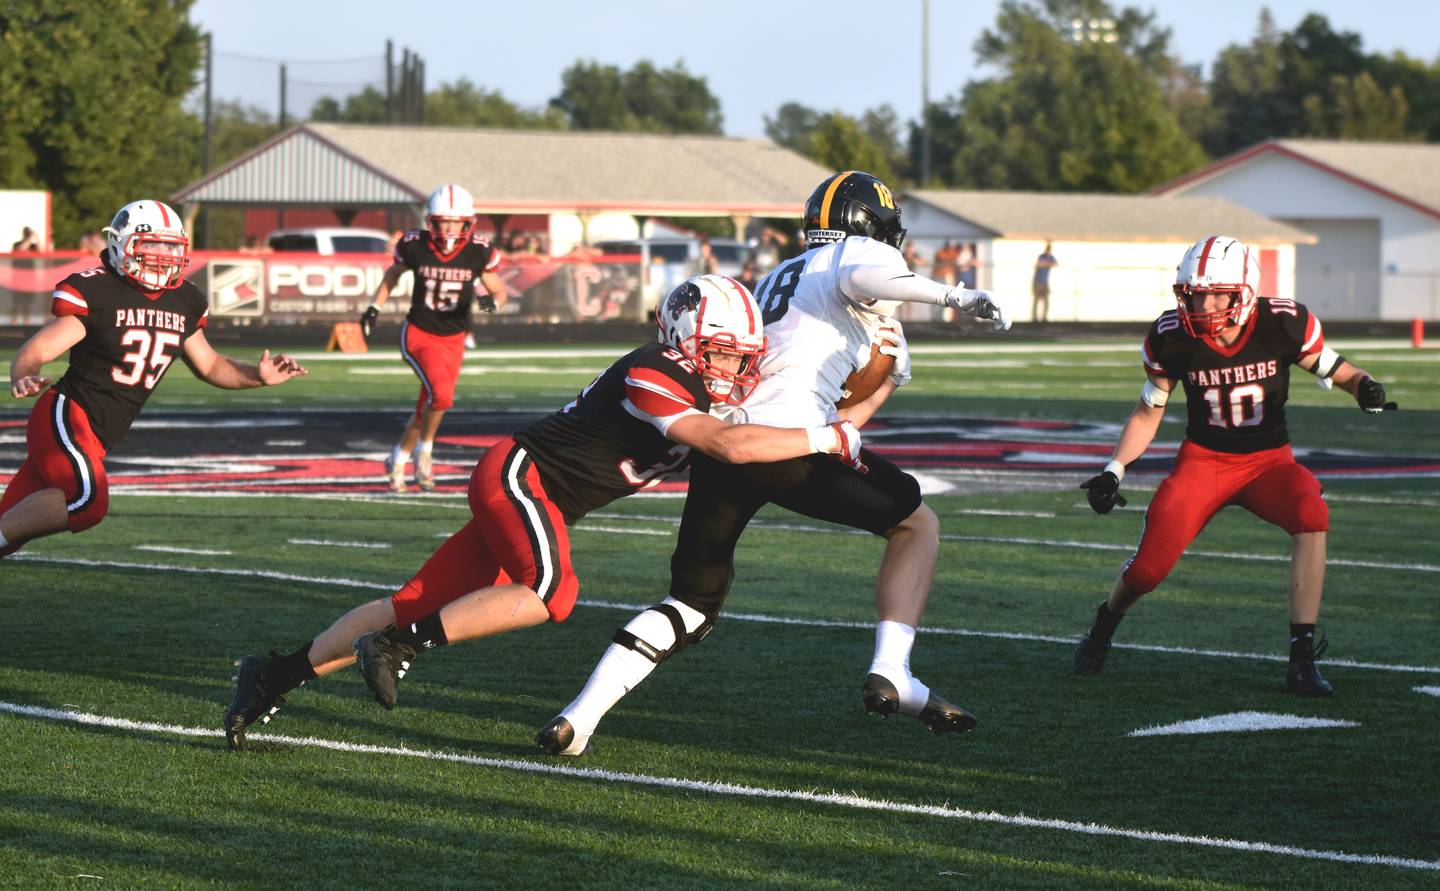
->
[737,259,759,293]
[902,242,926,274]
[957,242,977,289]
[752,227,784,274]
[1033,242,1058,323]
[237,235,273,255]
[11,227,40,253]
[76,231,106,254]
[696,237,719,276]
[932,240,960,286]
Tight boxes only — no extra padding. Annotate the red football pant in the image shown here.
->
[0,389,109,533]
[390,437,580,624]
[1122,441,1328,595]
[400,321,465,418]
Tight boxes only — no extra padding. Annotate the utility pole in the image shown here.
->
[279,62,288,128]
[202,32,213,248]
[921,0,932,185]
[385,39,394,123]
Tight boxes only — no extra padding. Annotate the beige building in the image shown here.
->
[899,190,1314,323]
[173,123,829,254]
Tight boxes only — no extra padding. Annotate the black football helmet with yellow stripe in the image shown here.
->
[803,171,906,249]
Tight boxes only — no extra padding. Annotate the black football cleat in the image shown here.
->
[224,652,288,751]
[1286,658,1334,697]
[1073,630,1112,675]
[861,673,977,735]
[536,715,592,757]
[353,627,416,711]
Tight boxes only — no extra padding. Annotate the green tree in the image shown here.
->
[424,78,564,129]
[0,0,204,246]
[1303,72,1411,140]
[550,60,722,134]
[943,0,1206,192]
[309,85,388,124]
[766,102,909,183]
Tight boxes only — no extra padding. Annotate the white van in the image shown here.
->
[267,228,391,255]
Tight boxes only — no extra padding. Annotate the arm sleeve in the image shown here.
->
[839,262,951,307]
[1140,332,1174,379]
[51,283,89,317]
[1295,307,1324,360]
[621,364,705,436]
[483,245,501,271]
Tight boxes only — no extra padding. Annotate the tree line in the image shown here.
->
[3,0,1437,248]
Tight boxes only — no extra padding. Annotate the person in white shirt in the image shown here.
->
[538,171,1011,756]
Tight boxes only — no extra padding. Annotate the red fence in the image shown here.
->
[0,252,655,327]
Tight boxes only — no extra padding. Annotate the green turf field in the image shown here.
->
[1,338,1437,888]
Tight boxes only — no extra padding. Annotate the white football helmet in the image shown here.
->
[425,183,476,252]
[656,274,766,405]
[102,200,189,290]
[1173,235,1260,336]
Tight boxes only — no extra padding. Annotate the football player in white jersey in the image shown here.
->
[538,171,1011,756]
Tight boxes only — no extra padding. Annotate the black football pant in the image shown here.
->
[669,449,923,615]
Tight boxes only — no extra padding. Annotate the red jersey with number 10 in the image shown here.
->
[1141,297,1325,454]
[394,230,500,336]
[49,255,210,448]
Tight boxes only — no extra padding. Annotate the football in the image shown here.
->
[836,342,895,408]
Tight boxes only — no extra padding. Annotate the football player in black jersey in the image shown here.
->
[0,200,307,558]
[224,275,864,749]
[1074,235,1396,696]
[359,184,506,492]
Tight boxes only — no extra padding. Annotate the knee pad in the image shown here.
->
[613,597,714,665]
[1120,556,1165,596]
[1290,494,1329,534]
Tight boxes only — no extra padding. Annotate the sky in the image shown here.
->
[191,0,1439,138]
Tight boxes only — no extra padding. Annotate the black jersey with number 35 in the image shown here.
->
[393,230,500,336]
[514,342,712,523]
[49,256,210,449]
[1142,298,1326,454]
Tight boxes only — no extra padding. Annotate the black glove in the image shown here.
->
[477,293,497,314]
[1357,376,1397,413]
[1080,471,1127,514]
[359,305,380,338]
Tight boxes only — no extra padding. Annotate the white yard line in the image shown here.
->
[9,555,1439,675]
[1415,686,1440,698]
[0,701,1434,873]
[134,545,233,557]
[287,538,391,550]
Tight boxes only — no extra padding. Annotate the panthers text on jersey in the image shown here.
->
[742,236,902,427]
[49,255,210,448]
[393,230,501,336]
[1142,297,1325,453]
[513,341,712,522]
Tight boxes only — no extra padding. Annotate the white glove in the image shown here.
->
[945,287,1011,331]
[874,319,911,387]
[806,420,866,473]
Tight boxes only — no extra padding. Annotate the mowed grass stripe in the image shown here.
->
[10,555,1438,675]
[4,701,1437,875]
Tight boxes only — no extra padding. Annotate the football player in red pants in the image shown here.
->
[224,275,866,749]
[359,184,506,492]
[1,200,306,558]
[1075,235,1396,696]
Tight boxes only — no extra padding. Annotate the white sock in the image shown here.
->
[389,444,407,467]
[869,620,930,714]
[0,526,9,548]
[415,440,434,457]
[563,597,706,739]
